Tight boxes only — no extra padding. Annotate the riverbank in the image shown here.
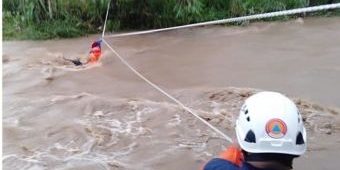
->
[3,0,340,40]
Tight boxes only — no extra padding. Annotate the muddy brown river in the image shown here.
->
[3,17,340,169]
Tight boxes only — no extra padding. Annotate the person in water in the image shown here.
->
[64,40,102,66]
[203,91,307,170]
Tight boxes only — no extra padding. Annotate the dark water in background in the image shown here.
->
[3,17,340,169]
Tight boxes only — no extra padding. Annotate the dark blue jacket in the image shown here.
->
[204,158,277,170]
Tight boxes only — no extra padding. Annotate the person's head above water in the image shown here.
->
[91,40,102,49]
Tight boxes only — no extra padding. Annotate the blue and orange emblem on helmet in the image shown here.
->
[266,118,287,139]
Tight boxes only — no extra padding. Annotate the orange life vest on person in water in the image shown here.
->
[87,46,101,64]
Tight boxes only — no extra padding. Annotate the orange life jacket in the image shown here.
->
[201,145,245,170]
[88,47,101,64]
[218,145,244,167]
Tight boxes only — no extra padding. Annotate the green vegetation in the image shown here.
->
[3,0,109,39]
[3,0,340,40]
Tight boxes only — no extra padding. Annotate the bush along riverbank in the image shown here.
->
[3,0,340,40]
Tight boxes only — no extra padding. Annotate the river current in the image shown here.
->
[3,17,340,169]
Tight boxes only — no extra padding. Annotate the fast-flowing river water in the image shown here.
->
[3,17,340,170]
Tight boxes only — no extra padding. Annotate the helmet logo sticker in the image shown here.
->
[266,118,287,139]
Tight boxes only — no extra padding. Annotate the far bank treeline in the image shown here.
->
[3,0,340,40]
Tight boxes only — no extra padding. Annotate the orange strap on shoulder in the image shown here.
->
[218,145,244,167]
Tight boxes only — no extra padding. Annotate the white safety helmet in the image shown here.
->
[235,91,307,155]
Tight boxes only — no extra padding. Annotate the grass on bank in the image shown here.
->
[3,12,87,40]
[3,0,340,40]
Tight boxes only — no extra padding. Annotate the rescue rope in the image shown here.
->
[102,1,110,38]
[102,39,233,143]
[104,3,340,38]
